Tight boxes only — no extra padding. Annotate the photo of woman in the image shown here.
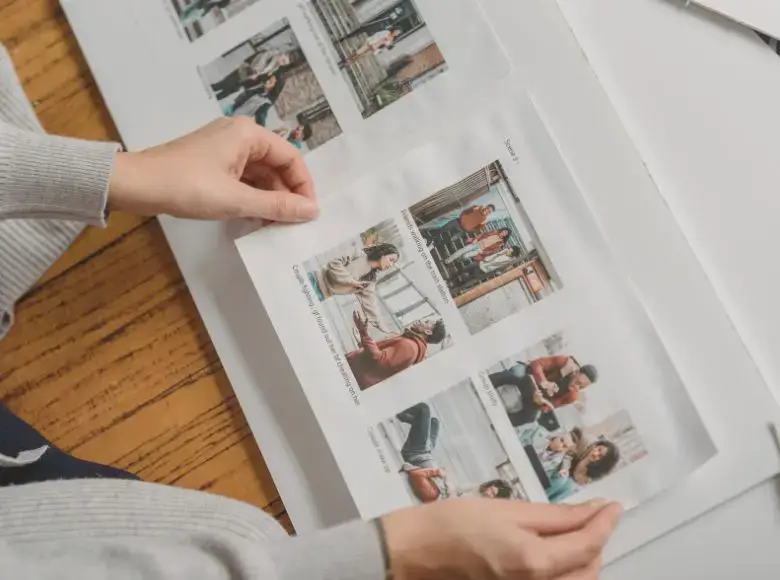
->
[302,219,450,394]
[486,332,649,503]
[409,160,561,334]
[544,436,621,503]
[198,18,343,152]
[308,243,399,333]
[443,228,512,265]
[396,403,513,503]
[374,382,528,506]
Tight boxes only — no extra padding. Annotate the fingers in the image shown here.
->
[242,121,316,200]
[228,179,319,222]
[555,556,603,580]
[510,501,614,535]
[542,503,622,577]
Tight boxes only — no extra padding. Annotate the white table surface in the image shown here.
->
[63,0,780,575]
[557,0,780,577]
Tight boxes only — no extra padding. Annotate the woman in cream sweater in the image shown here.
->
[0,42,620,580]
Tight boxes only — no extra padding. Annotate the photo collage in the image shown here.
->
[297,158,645,506]
[168,0,450,153]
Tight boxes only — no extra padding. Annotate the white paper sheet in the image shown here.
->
[236,95,716,517]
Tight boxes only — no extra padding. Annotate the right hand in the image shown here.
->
[382,499,622,580]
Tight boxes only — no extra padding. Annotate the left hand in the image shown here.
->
[108,117,318,222]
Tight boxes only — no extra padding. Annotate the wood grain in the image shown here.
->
[0,0,285,526]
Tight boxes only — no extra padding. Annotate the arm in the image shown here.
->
[527,355,571,385]
[355,283,395,334]
[410,467,445,479]
[0,479,385,580]
[0,48,119,340]
[0,118,117,224]
[324,255,363,288]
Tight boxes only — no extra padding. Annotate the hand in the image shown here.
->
[541,381,560,396]
[533,391,546,407]
[382,500,622,580]
[108,117,318,222]
[353,311,368,334]
[559,469,570,479]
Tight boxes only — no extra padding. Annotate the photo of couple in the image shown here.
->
[198,18,342,152]
[309,0,447,118]
[303,219,450,392]
[486,332,648,503]
[409,160,561,334]
[169,0,261,42]
[375,381,527,505]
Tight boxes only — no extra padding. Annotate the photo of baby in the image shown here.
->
[303,219,450,392]
[308,0,448,118]
[408,160,561,334]
[169,0,263,42]
[485,332,649,503]
[198,18,342,152]
[375,380,528,504]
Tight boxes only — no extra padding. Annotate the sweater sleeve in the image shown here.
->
[0,479,386,580]
[0,118,118,226]
[0,43,122,340]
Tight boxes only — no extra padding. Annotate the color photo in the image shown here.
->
[409,160,561,335]
[199,18,342,152]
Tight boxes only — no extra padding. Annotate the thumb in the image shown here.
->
[228,179,319,222]
[511,500,613,535]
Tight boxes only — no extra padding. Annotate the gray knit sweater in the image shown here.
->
[0,43,384,579]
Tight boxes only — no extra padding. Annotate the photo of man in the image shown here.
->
[375,382,528,505]
[303,219,451,393]
[347,313,446,391]
[169,0,263,42]
[409,160,562,334]
[485,332,648,503]
[309,0,448,118]
[199,19,343,153]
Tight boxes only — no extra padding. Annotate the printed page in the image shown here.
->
[63,0,509,192]
[235,93,716,517]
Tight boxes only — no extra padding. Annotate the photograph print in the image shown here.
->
[199,18,343,152]
[303,219,451,392]
[170,0,263,42]
[485,332,648,503]
[409,160,561,335]
[375,380,528,505]
[309,0,448,118]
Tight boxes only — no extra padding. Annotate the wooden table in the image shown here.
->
[0,0,288,531]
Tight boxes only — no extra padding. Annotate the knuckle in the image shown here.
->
[522,549,553,580]
[273,194,292,219]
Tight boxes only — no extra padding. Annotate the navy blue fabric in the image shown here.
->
[0,403,138,486]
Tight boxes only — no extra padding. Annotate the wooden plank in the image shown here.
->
[0,219,279,509]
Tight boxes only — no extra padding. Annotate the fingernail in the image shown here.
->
[580,498,610,508]
[296,199,320,221]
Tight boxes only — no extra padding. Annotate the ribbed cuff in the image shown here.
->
[0,123,119,226]
[271,519,386,580]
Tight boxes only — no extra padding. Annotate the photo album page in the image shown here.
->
[235,95,716,519]
[69,0,509,191]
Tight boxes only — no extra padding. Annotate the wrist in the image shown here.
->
[108,151,156,215]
